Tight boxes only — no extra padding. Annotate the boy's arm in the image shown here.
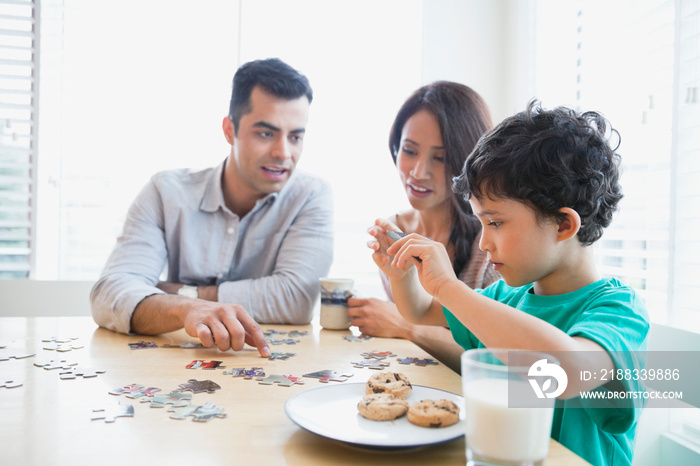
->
[388,269,449,326]
[368,219,447,326]
[438,280,614,398]
[389,236,615,398]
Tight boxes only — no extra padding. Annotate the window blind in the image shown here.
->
[574,0,700,331]
[571,0,675,324]
[533,0,700,330]
[671,0,700,329]
[0,0,38,278]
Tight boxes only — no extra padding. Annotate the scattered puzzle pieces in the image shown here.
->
[34,359,78,370]
[223,367,265,379]
[0,379,22,388]
[266,337,300,345]
[361,350,396,360]
[0,352,36,361]
[268,351,296,360]
[186,360,225,370]
[143,390,192,408]
[263,329,308,338]
[256,374,305,387]
[351,360,391,370]
[161,342,205,349]
[178,379,221,393]
[59,367,106,379]
[128,341,158,349]
[109,384,161,398]
[168,402,227,422]
[343,334,373,342]
[43,343,84,352]
[42,336,79,344]
[398,357,439,366]
[91,402,134,422]
[42,336,83,352]
[303,370,353,383]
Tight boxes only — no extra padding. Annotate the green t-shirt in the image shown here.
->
[444,278,649,466]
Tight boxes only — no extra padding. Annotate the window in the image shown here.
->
[0,0,37,278]
[29,0,418,300]
[7,1,700,334]
[534,0,699,333]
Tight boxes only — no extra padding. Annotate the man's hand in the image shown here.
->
[181,300,270,357]
[131,295,271,357]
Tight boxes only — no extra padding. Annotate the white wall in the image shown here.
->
[421,0,537,124]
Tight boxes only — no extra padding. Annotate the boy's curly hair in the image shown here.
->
[454,100,623,245]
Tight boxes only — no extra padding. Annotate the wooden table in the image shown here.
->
[0,317,589,465]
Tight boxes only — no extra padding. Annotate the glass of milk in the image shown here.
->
[461,348,559,466]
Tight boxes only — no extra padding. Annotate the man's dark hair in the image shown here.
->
[454,100,623,245]
[228,58,313,134]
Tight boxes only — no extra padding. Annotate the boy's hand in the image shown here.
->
[387,233,456,297]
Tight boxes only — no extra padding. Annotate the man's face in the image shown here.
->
[223,86,310,203]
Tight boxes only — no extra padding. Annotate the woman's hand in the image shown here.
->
[347,297,414,339]
[367,218,413,280]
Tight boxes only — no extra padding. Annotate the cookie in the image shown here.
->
[365,371,412,399]
[357,393,409,421]
[407,399,460,428]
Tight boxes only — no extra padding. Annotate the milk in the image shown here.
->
[463,378,554,464]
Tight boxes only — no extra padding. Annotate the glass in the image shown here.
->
[461,348,559,466]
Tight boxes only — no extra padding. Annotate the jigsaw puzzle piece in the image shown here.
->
[42,336,79,344]
[303,370,353,383]
[143,390,192,408]
[256,374,305,387]
[0,352,36,361]
[361,350,396,360]
[168,402,226,422]
[109,384,161,398]
[128,341,158,349]
[351,360,391,370]
[186,360,224,370]
[59,367,106,379]
[178,379,221,393]
[0,379,22,388]
[91,402,134,422]
[266,337,300,345]
[268,352,296,360]
[343,334,373,342]
[42,336,83,352]
[34,359,78,370]
[161,342,205,348]
[223,367,265,379]
[397,357,439,366]
[413,358,439,366]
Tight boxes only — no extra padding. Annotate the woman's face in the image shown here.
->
[396,109,449,212]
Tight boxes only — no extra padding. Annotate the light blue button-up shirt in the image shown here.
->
[90,161,334,334]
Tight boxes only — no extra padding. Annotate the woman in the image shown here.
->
[347,81,499,372]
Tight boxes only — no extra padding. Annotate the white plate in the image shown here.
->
[285,383,465,450]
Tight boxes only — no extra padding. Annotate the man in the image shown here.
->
[91,58,334,357]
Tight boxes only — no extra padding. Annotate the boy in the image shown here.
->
[369,101,649,466]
